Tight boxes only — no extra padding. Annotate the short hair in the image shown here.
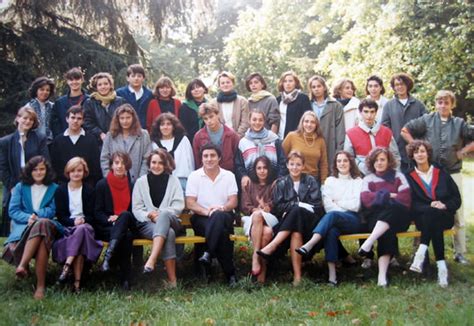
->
[365,75,386,95]
[150,112,185,143]
[200,143,222,159]
[245,73,267,92]
[64,67,84,80]
[199,102,219,117]
[66,105,84,118]
[20,155,55,185]
[185,79,208,101]
[296,111,323,137]
[147,148,175,174]
[249,156,276,185]
[365,147,397,174]
[109,104,142,137]
[332,78,356,99]
[217,71,236,86]
[88,72,114,92]
[406,140,433,165]
[152,76,177,98]
[286,150,305,165]
[29,76,55,99]
[14,106,39,129]
[277,71,302,92]
[331,150,361,179]
[358,98,379,112]
[64,157,89,179]
[249,108,266,121]
[109,151,132,170]
[127,64,146,78]
[435,90,456,108]
[308,75,329,100]
[390,73,414,93]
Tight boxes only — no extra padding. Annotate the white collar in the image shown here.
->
[128,85,144,98]
[64,128,85,137]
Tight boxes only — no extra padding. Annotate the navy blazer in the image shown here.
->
[55,182,95,227]
[276,92,312,138]
[116,86,153,128]
[50,89,89,137]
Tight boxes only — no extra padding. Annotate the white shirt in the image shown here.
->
[278,101,288,139]
[343,97,361,131]
[221,102,234,130]
[293,181,300,194]
[64,128,85,145]
[31,184,48,212]
[19,132,26,168]
[415,165,433,185]
[399,98,408,106]
[322,175,363,212]
[68,185,84,219]
[152,136,195,178]
[186,167,238,210]
[128,85,144,101]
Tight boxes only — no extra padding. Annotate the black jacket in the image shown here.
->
[276,92,312,138]
[83,96,127,143]
[272,173,323,219]
[55,183,95,227]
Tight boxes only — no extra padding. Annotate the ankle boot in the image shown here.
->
[102,239,118,271]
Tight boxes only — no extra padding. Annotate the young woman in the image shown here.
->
[213,71,249,137]
[52,157,103,293]
[178,79,208,141]
[235,109,287,188]
[93,151,136,290]
[282,111,329,183]
[132,149,184,287]
[146,76,182,132]
[150,113,194,191]
[3,156,59,300]
[257,151,323,286]
[246,73,280,133]
[358,147,411,287]
[100,104,152,184]
[307,75,345,167]
[276,71,312,139]
[365,75,388,126]
[241,156,278,283]
[405,140,461,287]
[83,72,127,144]
[26,76,55,143]
[332,78,360,131]
[296,151,363,286]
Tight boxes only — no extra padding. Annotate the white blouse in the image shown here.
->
[31,184,48,212]
[68,185,84,219]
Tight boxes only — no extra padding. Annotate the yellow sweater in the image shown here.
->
[282,131,328,183]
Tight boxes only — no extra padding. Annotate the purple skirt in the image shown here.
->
[52,223,103,264]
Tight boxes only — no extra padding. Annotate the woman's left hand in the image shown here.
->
[431,201,447,210]
[74,217,85,226]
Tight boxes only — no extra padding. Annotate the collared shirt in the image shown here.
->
[415,165,433,185]
[128,85,144,101]
[311,98,327,119]
[64,128,85,145]
[19,131,26,167]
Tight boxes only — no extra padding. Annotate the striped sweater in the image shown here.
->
[361,170,411,209]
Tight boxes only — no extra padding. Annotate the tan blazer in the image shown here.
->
[213,95,249,138]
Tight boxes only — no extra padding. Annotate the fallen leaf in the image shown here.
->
[308,311,318,317]
[326,311,337,317]
[386,320,393,326]
[407,305,416,312]
[370,311,378,319]
[344,310,352,315]
[205,318,216,325]
[351,318,361,325]
[31,315,40,325]
[435,303,444,310]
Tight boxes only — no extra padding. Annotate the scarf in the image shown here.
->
[155,134,184,158]
[245,128,279,156]
[217,90,238,103]
[336,98,350,106]
[249,90,273,103]
[91,91,117,107]
[281,89,300,104]
[183,99,205,128]
[106,171,130,215]
[147,173,169,208]
[376,169,397,183]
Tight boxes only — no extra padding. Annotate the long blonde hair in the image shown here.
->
[295,111,322,137]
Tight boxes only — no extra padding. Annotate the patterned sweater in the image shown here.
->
[361,170,411,210]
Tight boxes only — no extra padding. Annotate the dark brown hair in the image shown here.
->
[286,150,305,165]
[406,139,433,165]
[29,77,55,99]
[153,76,177,98]
[331,150,361,179]
[365,75,386,96]
[109,104,142,137]
[249,155,275,185]
[127,64,146,78]
[365,147,397,174]
[185,79,208,101]
[66,105,84,118]
[109,151,132,170]
[20,155,55,185]
[358,98,379,112]
[64,67,84,80]
[245,73,268,92]
[390,73,414,94]
[150,112,186,143]
[147,148,175,174]
[277,71,302,92]
[200,143,222,159]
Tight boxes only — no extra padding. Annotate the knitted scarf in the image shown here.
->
[249,90,273,103]
[281,89,300,104]
[217,90,238,103]
[245,128,279,156]
[336,98,350,106]
[376,169,397,183]
[106,171,130,215]
[183,99,205,128]
[91,91,117,107]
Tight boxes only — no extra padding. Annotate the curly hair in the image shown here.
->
[109,104,142,137]
[390,73,414,94]
[20,156,55,185]
[365,147,397,174]
[29,77,55,100]
[406,140,433,165]
[88,72,114,92]
[147,148,175,174]
[331,150,361,179]
[150,112,186,143]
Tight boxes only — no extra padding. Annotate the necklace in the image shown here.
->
[303,133,315,147]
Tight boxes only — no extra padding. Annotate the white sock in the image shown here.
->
[437,260,448,287]
[437,260,447,270]
[416,244,428,257]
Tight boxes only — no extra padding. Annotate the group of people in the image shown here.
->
[1,64,473,299]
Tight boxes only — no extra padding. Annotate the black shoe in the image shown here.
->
[295,247,310,257]
[58,263,71,283]
[228,275,238,288]
[198,252,211,265]
[358,248,371,258]
[327,280,338,287]
[256,250,272,261]
[142,266,154,275]
[102,239,118,272]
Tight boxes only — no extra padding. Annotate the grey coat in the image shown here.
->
[248,95,280,130]
[100,129,152,183]
[318,97,345,168]
[381,95,427,163]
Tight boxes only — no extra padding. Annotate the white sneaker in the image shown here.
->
[410,252,425,273]
[438,267,448,288]
[361,258,373,269]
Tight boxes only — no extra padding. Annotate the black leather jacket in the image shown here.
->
[83,96,127,143]
[272,174,323,219]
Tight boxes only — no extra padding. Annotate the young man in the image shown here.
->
[116,64,153,128]
[50,67,89,137]
[186,143,239,286]
[402,90,474,264]
[344,99,400,175]
[50,105,101,185]
[192,102,240,172]
[381,73,427,172]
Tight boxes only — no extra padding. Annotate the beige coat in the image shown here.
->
[213,95,249,138]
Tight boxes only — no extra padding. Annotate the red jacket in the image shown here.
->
[146,98,182,132]
[192,125,240,172]
[347,124,393,156]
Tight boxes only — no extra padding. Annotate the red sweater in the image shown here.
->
[146,98,182,132]
[347,124,393,156]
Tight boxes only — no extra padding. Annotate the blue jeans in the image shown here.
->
[313,211,360,262]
